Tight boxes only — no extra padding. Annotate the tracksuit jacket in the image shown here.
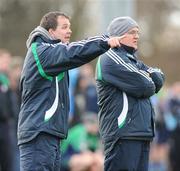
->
[18,34,110,145]
[96,45,165,152]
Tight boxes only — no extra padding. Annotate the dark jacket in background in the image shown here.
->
[0,74,14,171]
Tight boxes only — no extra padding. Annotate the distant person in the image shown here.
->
[81,64,99,113]
[68,68,80,123]
[166,82,180,171]
[96,16,165,171]
[0,49,13,171]
[61,112,103,171]
[17,11,125,171]
[9,56,23,171]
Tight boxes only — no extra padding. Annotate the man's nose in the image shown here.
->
[68,28,72,34]
[134,33,139,39]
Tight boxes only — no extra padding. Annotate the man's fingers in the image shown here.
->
[115,38,121,46]
[108,35,126,48]
[118,35,126,40]
[109,39,120,48]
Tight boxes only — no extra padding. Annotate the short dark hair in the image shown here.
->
[40,11,70,31]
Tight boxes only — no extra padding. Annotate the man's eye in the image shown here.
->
[127,31,140,35]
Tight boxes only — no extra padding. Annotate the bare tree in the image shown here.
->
[136,0,180,83]
[0,0,89,56]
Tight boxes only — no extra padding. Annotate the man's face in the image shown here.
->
[120,27,139,49]
[49,16,72,43]
[0,52,12,73]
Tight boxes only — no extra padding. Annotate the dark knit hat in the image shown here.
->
[107,16,139,36]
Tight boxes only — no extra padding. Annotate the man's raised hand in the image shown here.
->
[107,35,126,48]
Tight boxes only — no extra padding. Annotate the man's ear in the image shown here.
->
[48,28,54,37]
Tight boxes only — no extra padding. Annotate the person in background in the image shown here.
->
[96,16,165,171]
[61,112,103,171]
[80,64,99,114]
[70,64,98,127]
[9,56,24,171]
[164,82,180,171]
[68,68,80,124]
[18,11,125,171]
[9,56,23,127]
[0,49,13,171]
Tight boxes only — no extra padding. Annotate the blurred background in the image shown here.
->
[0,0,180,171]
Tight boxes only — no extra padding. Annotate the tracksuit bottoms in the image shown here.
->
[104,139,150,171]
[19,132,61,171]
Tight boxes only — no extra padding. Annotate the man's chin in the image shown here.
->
[133,45,138,50]
[62,39,70,43]
[65,38,70,42]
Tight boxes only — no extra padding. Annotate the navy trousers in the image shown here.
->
[19,132,61,171]
[104,140,150,171]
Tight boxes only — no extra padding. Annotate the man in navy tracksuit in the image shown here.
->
[96,17,165,171]
[18,11,125,171]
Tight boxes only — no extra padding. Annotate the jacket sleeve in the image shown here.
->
[138,61,165,93]
[35,35,110,75]
[96,53,156,98]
